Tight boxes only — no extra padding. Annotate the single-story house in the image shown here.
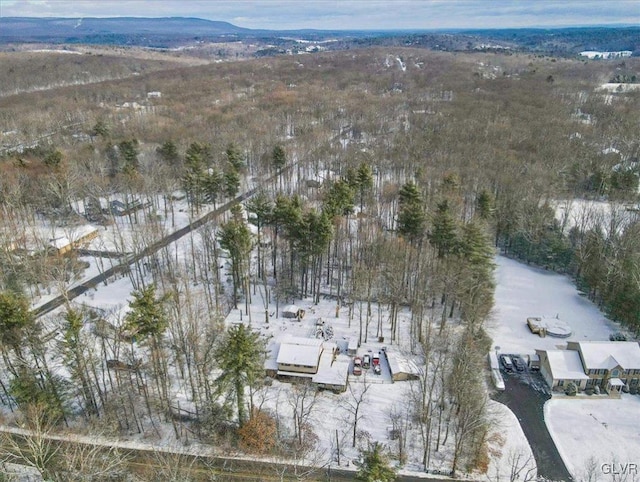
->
[264,341,280,378]
[537,349,590,391]
[567,341,640,392]
[384,350,420,382]
[266,339,349,392]
[48,225,99,255]
[276,336,323,375]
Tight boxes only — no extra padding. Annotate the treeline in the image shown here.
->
[497,199,640,336]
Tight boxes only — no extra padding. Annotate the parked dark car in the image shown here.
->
[500,355,514,372]
[363,354,371,369]
[513,356,525,372]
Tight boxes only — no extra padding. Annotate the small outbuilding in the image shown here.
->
[282,305,305,319]
[385,350,420,382]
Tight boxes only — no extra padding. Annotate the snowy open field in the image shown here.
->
[490,255,621,357]
[546,395,640,481]
[553,199,640,236]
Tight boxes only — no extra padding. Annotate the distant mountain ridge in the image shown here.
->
[0,17,253,44]
[0,17,638,56]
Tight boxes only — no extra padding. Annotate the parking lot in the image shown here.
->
[350,349,392,383]
[499,354,550,396]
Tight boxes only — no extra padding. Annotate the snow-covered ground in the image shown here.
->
[598,83,640,92]
[488,255,640,481]
[28,191,634,480]
[60,243,538,478]
[486,401,537,482]
[546,395,640,481]
[490,256,620,357]
[553,199,640,236]
[579,51,632,59]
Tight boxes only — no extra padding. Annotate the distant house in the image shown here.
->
[537,341,640,393]
[48,225,99,255]
[276,336,323,375]
[568,341,640,393]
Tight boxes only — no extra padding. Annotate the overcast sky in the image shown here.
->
[0,0,638,30]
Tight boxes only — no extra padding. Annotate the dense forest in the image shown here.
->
[0,43,638,480]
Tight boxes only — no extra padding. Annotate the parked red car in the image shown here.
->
[353,356,363,376]
[372,352,380,366]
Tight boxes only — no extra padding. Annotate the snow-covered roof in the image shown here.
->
[49,236,71,250]
[546,350,589,380]
[277,337,323,367]
[488,351,500,370]
[280,335,323,347]
[283,304,300,313]
[574,341,640,371]
[48,225,98,249]
[385,351,421,377]
[312,344,349,387]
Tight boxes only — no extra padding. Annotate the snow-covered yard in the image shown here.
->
[546,395,640,481]
[489,255,621,357]
[488,255,640,481]
[485,401,537,482]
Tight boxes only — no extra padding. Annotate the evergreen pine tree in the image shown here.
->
[214,324,265,426]
[218,218,252,308]
[356,162,374,211]
[226,142,245,171]
[272,145,286,171]
[156,140,179,164]
[429,200,458,257]
[356,442,396,482]
[396,181,425,243]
